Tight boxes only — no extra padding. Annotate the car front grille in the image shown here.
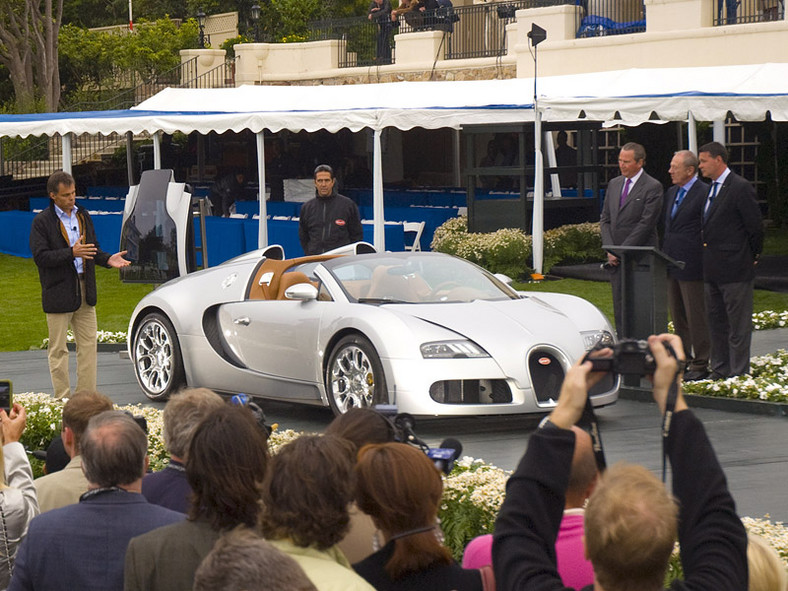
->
[528,350,565,404]
[429,379,512,404]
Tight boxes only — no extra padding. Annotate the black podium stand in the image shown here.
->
[604,245,684,388]
[603,245,684,340]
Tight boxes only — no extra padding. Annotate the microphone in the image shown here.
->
[427,437,463,475]
[393,412,429,449]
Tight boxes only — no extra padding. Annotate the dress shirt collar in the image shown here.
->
[712,167,731,187]
[625,168,644,187]
[680,176,698,192]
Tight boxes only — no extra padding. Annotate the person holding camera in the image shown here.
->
[0,403,39,590]
[492,334,748,591]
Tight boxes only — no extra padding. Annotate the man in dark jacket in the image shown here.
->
[661,150,711,381]
[29,171,130,399]
[298,164,364,255]
[698,141,763,379]
[492,333,748,591]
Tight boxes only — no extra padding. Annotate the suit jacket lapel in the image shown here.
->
[620,175,644,213]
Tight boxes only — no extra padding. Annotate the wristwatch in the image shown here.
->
[538,415,559,430]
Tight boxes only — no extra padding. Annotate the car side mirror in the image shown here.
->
[284,283,319,301]
[494,273,513,285]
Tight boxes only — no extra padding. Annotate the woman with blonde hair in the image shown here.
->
[748,533,788,591]
[0,404,39,590]
[353,442,483,590]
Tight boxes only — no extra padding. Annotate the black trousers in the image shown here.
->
[704,279,754,377]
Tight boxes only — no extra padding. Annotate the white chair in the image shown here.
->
[403,221,425,252]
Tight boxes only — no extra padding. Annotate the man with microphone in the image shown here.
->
[30,171,130,399]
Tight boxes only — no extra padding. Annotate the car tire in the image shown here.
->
[132,312,185,401]
[326,334,388,415]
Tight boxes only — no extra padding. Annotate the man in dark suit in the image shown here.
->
[698,141,763,379]
[600,142,664,335]
[9,412,184,591]
[661,150,711,381]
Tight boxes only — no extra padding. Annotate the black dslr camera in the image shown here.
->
[587,339,656,376]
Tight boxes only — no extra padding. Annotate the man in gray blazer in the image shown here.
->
[600,142,664,335]
[698,142,763,379]
[661,150,711,381]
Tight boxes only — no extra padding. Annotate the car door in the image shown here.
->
[217,298,326,384]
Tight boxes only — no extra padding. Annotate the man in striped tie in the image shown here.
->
[697,142,764,379]
[660,150,711,381]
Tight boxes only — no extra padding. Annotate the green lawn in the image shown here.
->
[0,254,154,352]
[513,277,788,328]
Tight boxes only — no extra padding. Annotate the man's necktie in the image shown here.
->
[704,182,719,220]
[670,187,687,219]
[619,178,632,208]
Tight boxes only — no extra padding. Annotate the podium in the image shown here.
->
[603,245,684,340]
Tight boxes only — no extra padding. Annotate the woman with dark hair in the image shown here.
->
[353,443,483,590]
[325,408,398,563]
[124,405,269,591]
[259,434,375,591]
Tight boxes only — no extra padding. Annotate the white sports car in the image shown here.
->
[128,244,618,416]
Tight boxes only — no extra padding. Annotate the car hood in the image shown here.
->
[399,296,586,357]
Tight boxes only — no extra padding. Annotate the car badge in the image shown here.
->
[538,356,551,366]
[221,273,238,289]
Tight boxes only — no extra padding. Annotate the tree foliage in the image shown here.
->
[58,18,199,110]
[0,0,64,112]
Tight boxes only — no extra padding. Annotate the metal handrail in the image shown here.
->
[713,0,784,25]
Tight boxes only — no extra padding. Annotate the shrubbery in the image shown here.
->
[431,217,604,280]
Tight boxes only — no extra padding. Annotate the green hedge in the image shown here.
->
[431,217,604,280]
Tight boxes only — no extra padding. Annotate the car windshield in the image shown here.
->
[325,253,518,304]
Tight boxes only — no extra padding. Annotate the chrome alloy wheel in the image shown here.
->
[135,318,176,396]
[329,344,377,413]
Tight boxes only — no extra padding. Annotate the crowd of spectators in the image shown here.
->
[1,344,785,590]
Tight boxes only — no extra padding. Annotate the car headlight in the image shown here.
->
[581,330,615,350]
[420,340,490,359]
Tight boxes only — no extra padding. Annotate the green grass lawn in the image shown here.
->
[0,254,154,352]
[513,277,788,327]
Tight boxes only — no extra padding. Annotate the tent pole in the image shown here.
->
[61,133,72,175]
[453,129,461,187]
[532,106,544,276]
[256,131,268,248]
[687,112,698,153]
[713,120,725,145]
[373,128,385,252]
[153,131,162,169]
[126,132,135,185]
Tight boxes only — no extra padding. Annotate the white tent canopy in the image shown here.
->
[3,63,788,139]
[2,63,787,267]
